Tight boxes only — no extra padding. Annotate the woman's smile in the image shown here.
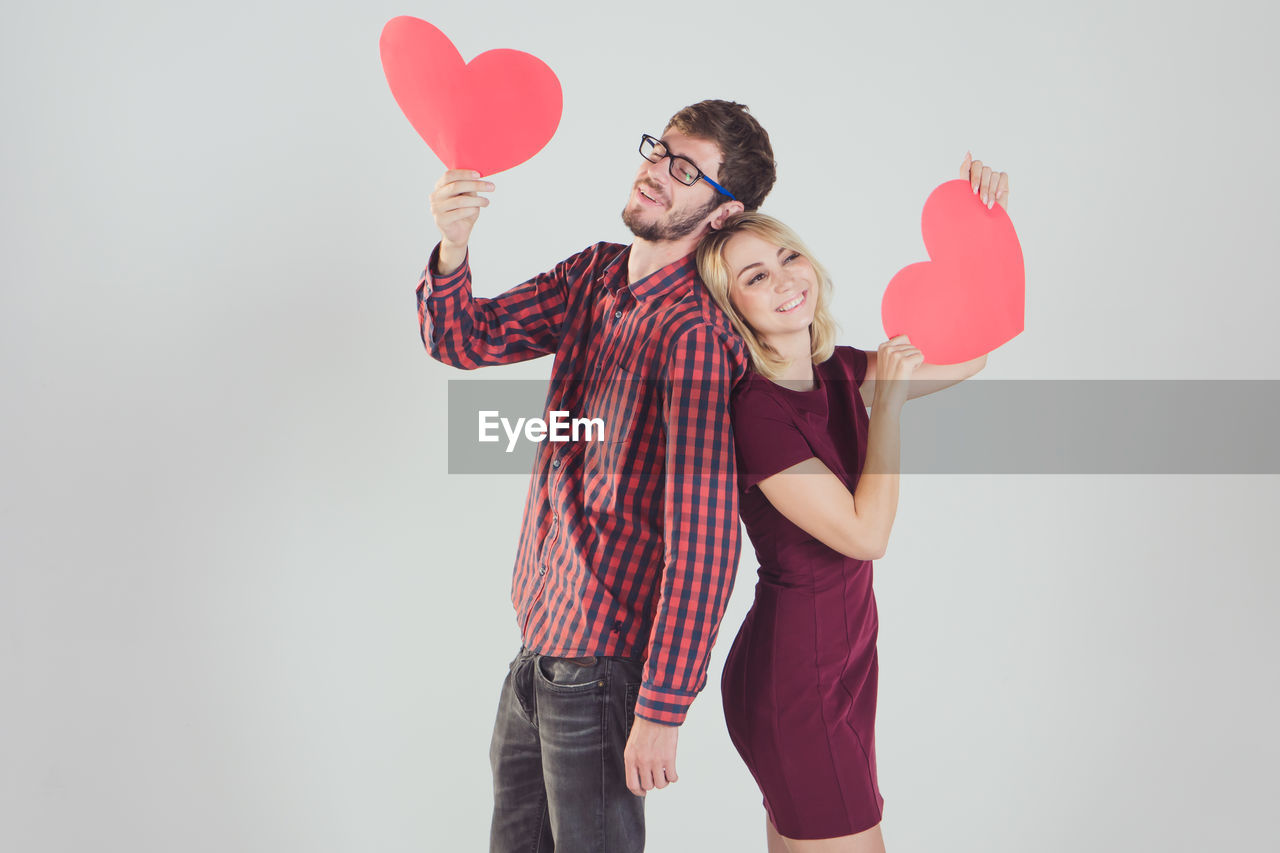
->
[775,290,807,313]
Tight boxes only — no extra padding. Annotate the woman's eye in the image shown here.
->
[748,272,766,286]
[782,252,800,264]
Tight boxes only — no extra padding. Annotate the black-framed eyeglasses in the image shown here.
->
[638,134,737,201]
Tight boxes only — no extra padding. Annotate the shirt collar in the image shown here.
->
[600,245,699,302]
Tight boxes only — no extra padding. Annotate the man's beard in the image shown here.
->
[621,192,722,242]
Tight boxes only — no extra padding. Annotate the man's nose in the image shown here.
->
[643,157,672,186]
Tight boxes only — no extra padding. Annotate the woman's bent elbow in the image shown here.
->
[837,535,887,562]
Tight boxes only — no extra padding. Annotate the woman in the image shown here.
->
[695,155,1007,852]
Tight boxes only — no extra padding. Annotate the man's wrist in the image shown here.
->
[636,682,697,726]
[435,241,468,277]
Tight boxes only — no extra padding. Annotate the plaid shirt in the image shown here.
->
[418,241,747,725]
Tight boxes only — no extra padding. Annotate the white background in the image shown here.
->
[2,1,1277,851]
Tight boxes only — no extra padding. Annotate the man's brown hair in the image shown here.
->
[665,100,777,212]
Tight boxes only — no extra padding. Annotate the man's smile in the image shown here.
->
[636,184,666,207]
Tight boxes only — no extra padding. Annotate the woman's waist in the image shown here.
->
[752,552,874,591]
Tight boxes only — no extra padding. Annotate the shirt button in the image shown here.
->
[539,564,547,575]
[552,458,560,468]
[614,310,623,319]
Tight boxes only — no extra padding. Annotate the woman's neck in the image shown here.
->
[763,330,815,390]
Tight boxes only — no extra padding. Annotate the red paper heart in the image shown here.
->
[881,179,1024,364]
[379,17,562,177]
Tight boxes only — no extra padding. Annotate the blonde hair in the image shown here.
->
[696,211,838,380]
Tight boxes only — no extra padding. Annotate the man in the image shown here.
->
[418,100,776,852]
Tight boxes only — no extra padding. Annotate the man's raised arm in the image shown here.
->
[417,169,574,369]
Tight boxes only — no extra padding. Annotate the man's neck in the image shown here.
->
[626,234,701,284]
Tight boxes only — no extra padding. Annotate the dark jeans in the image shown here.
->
[489,647,646,853]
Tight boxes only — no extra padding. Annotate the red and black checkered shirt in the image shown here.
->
[418,241,748,725]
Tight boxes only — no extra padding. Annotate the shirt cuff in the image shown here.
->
[635,683,697,727]
[417,242,470,299]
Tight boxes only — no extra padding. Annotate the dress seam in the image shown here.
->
[812,587,855,837]
[837,560,882,829]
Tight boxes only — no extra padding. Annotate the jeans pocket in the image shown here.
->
[535,655,607,694]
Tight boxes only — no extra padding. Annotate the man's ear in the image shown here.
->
[708,200,745,231]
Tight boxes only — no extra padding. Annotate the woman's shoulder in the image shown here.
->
[731,372,817,488]
[822,345,869,385]
[732,372,799,424]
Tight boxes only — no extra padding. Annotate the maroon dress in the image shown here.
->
[721,345,883,840]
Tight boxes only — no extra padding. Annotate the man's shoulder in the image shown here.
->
[550,241,629,290]
[655,289,749,379]
[664,277,742,346]
[572,240,628,270]
[579,240,628,260]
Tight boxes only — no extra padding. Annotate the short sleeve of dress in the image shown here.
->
[732,382,816,492]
